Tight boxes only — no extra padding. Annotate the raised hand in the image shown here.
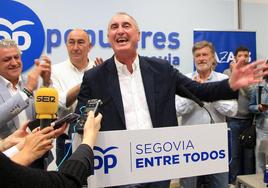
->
[229,59,267,91]
[94,57,104,66]
[36,55,52,87]
[82,111,102,149]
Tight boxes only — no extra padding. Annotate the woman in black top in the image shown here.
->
[0,111,102,188]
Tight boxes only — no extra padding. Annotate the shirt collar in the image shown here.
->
[193,70,214,81]
[114,55,139,75]
[68,58,94,73]
[0,75,22,88]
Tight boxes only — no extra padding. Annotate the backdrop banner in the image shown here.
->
[193,30,256,73]
[73,123,228,187]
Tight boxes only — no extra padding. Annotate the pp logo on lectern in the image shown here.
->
[94,146,118,174]
[0,1,45,72]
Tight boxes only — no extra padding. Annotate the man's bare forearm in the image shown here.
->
[66,84,81,108]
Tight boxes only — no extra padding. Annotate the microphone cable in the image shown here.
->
[203,105,215,124]
[56,122,79,171]
[56,105,86,170]
[179,85,215,124]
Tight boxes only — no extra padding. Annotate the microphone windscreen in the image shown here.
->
[34,88,59,119]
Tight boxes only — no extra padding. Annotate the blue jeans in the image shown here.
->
[226,117,255,183]
[180,172,228,188]
[255,128,268,173]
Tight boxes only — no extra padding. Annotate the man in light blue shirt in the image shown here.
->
[176,41,237,188]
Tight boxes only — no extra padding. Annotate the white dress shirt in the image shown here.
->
[3,146,19,157]
[51,59,94,117]
[114,56,153,130]
[176,71,238,125]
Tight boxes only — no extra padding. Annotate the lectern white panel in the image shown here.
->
[72,123,228,187]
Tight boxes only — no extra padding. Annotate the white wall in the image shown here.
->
[242,0,268,59]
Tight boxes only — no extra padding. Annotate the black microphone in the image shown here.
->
[258,85,263,105]
[179,85,215,124]
[179,85,204,107]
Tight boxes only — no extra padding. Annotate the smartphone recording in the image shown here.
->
[51,113,80,129]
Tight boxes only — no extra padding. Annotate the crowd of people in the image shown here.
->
[0,12,267,188]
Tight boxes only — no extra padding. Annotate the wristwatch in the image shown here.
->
[22,88,33,98]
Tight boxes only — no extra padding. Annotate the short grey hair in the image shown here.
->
[192,40,216,68]
[108,12,140,32]
[192,40,215,55]
[0,39,21,54]
[67,29,92,44]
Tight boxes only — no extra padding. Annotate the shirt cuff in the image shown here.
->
[19,91,29,101]
[59,91,68,108]
[3,146,19,158]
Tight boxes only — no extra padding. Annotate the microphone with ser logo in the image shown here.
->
[34,87,59,129]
